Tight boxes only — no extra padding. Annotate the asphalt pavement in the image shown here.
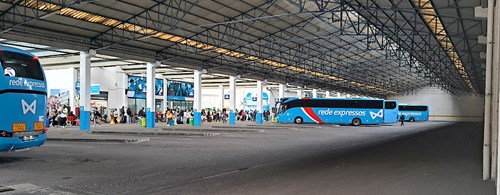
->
[0,122,494,195]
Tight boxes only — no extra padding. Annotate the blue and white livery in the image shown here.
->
[276,98,388,126]
[398,104,429,122]
[0,46,47,152]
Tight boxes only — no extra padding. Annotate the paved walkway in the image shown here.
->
[46,121,278,142]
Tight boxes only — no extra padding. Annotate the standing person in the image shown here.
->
[93,109,102,127]
[400,115,405,126]
[241,110,246,121]
[51,111,58,127]
[177,110,185,124]
[126,107,132,124]
[222,109,228,123]
[166,110,173,126]
[173,109,178,124]
[183,110,189,124]
[113,109,119,124]
[120,106,125,123]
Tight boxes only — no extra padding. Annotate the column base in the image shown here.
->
[229,110,236,125]
[146,109,155,128]
[80,106,91,131]
[194,112,202,126]
[256,112,263,124]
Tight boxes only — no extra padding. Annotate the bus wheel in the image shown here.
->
[352,118,361,126]
[294,117,303,124]
[409,117,415,122]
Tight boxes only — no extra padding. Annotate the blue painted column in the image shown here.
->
[146,62,159,128]
[79,50,96,131]
[256,80,263,124]
[193,70,202,126]
[229,76,236,125]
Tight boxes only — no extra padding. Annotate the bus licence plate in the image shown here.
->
[12,123,26,132]
[22,136,34,141]
[34,122,44,131]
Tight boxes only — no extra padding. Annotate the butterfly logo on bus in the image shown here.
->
[22,99,36,115]
[369,109,383,120]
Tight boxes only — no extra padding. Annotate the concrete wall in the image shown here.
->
[45,68,77,111]
[91,67,128,110]
[45,67,130,111]
[200,86,299,110]
[388,86,484,121]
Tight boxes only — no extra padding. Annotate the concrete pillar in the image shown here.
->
[163,78,168,112]
[297,89,302,98]
[493,0,500,182]
[69,68,77,113]
[193,70,202,126]
[79,50,96,131]
[219,85,224,110]
[256,80,263,124]
[146,62,158,128]
[484,0,494,180]
[312,89,317,98]
[325,91,330,98]
[229,76,236,125]
[279,84,285,99]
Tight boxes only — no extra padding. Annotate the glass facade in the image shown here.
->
[127,98,146,114]
[167,100,193,111]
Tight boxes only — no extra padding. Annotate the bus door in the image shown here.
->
[383,100,398,123]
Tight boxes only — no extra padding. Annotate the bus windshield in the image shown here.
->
[0,50,44,81]
[385,101,397,109]
[278,104,287,114]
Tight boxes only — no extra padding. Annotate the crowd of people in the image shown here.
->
[46,105,274,128]
[158,108,273,126]
[47,105,75,128]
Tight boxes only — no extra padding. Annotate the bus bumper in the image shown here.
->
[0,134,47,151]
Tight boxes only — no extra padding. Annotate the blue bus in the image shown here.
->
[383,100,399,124]
[0,46,47,152]
[276,98,394,126]
[398,104,429,122]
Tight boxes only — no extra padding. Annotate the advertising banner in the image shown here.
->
[127,76,164,99]
[167,80,194,101]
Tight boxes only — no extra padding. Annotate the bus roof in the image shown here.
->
[281,97,384,103]
[0,46,36,57]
